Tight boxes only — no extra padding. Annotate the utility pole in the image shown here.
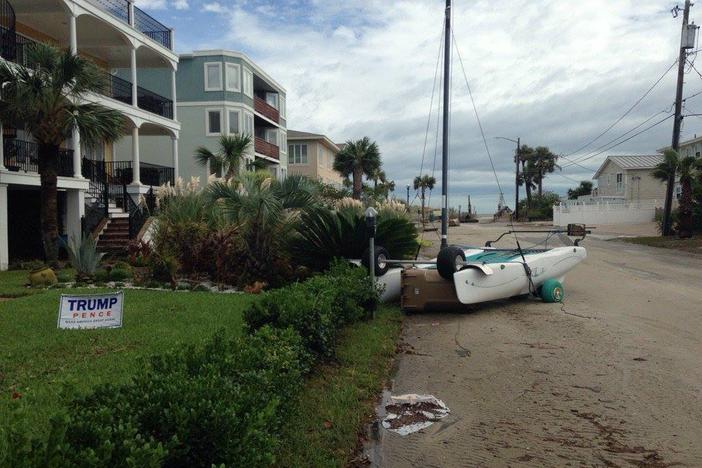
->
[514,137,520,221]
[406,184,410,207]
[664,0,694,235]
[440,0,451,248]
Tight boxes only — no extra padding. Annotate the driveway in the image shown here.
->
[375,223,702,467]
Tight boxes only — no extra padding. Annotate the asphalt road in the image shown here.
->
[375,223,702,467]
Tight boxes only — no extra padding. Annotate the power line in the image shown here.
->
[563,58,678,158]
[562,113,674,166]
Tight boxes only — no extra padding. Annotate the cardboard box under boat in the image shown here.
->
[401,268,463,312]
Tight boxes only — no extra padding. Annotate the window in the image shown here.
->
[318,146,324,167]
[289,144,308,164]
[265,92,279,109]
[204,62,222,91]
[228,109,240,134]
[243,112,254,136]
[616,173,623,192]
[225,63,241,92]
[280,96,286,119]
[243,68,253,98]
[206,109,222,135]
[266,128,278,146]
[280,132,287,152]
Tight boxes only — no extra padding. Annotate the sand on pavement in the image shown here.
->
[374,222,702,467]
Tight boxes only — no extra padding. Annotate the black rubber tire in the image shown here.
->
[361,246,390,277]
[437,245,466,280]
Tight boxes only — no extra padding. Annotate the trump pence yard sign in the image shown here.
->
[58,292,124,329]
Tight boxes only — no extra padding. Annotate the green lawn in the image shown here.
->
[0,274,251,433]
[0,270,403,465]
[278,305,402,467]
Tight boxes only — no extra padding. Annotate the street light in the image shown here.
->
[494,136,520,220]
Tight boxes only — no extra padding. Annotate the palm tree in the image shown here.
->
[384,179,396,200]
[517,144,536,207]
[530,146,560,197]
[653,149,698,238]
[333,137,381,200]
[195,134,251,181]
[413,175,436,224]
[0,44,124,264]
[245,157,268,172]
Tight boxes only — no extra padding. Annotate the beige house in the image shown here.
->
[591,155,666,202]
[287,130,344,187]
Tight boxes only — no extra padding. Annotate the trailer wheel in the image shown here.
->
[362,246,390,277]
[437,245,466,280]
[540,279,564,303]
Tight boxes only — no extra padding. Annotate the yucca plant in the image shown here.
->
[289,206,419,271]
[65,235,105,282]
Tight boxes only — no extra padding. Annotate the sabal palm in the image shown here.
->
[334,137,381,200]
[195,134,251,181]
[413,175,436,223]
[0,44,124,263]
[653,149,698,238]
[530,146,560,196]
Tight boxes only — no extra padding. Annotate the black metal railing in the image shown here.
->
[85,0,130,24]
[0,0,16,61]
[13,34,40,68]
[4,139,73,176]
[105,73,133,105]
[137,85,173,119]
[141,162,174,186]
[123,183,155,239]
[134,6,172,50]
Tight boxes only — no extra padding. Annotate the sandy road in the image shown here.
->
[375,223,702,467]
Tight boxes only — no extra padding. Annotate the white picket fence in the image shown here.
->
[553,200,660,225]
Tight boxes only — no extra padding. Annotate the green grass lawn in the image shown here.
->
[619,234,702,254]
[278,305,402,467]
[0,273,251,433]
[0,270,403,465]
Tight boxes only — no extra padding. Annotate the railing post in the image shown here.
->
[0,122,5,171]
[103,161,109,218]
[128,0,135,27]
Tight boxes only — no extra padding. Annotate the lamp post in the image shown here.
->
[365,207,378,318]
[495,136,520,220]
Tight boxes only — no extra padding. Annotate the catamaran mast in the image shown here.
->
[440,0,451,248]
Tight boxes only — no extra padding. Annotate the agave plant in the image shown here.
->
[289,205,419,271]
[65,235,105,282]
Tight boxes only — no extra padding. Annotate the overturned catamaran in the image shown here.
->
[359,0,588,309]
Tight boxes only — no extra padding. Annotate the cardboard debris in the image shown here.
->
[382,394,450,435]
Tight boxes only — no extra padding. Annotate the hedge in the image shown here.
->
[1,262,378,467]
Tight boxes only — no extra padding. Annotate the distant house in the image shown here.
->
[658,134,702,159]
[591,155,666,203]
[287,130,344,187]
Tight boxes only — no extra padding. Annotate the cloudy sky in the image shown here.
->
[137,0,700,212]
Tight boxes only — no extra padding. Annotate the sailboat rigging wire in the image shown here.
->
[418,22,446,181]
[452,30,504,198]
[563,58,678,158]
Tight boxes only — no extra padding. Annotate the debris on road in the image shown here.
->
[382,394,450,435]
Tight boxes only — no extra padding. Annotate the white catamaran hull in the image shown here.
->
[377,246,587,304]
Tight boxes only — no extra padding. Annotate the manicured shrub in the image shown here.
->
[108,268,131,282]
[244,262,378,358]
[6,327,309,467]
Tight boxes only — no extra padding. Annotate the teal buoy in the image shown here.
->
[540,279,564,303]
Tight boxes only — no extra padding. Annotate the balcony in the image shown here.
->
[82,158,175,187]
[85,0,173,50]
[3,139,74,176]
[255,137,279,160]
[254,96,279,123]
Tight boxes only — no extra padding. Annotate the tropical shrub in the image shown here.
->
[289,206,419,271]
[64,235,105,282]
[518,192,561,221]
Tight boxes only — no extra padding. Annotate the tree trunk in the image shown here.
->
[38,143,60,266]
[420,188,426,224]
[678,177,693,238]
[538,175,543,197]
[521,160,531,219]
[352,166,363,200]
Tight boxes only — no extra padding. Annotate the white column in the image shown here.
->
[128,1,135,27]
[0,184,8,271]
[171,136,179,180]
[130,47,138,107]
[132,127,141,185]
[0,122,5,171]
[66,189,85,242]
[69,14,77,55]
[171,69,177,121]
[72,128,82,178]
